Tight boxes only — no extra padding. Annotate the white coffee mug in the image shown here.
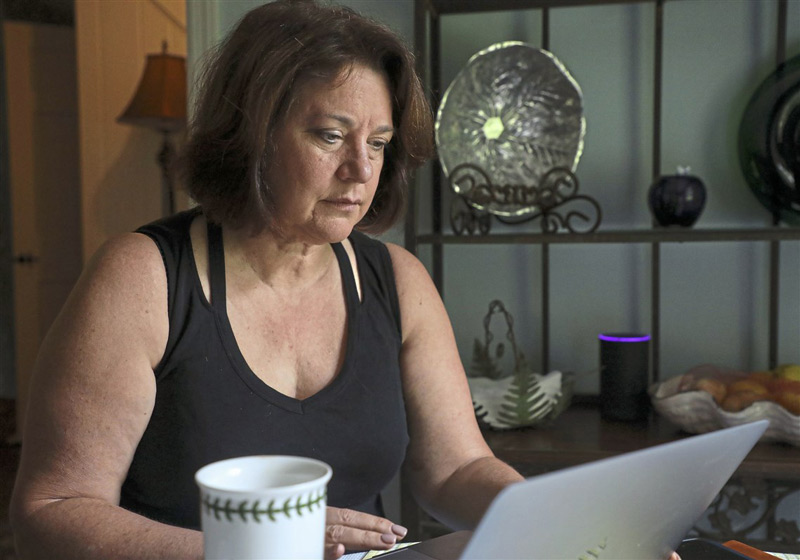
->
[195,455,332,560]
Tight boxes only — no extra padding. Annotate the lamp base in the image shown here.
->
[158,133,176,216]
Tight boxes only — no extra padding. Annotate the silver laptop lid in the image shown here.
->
[462,420,768,560]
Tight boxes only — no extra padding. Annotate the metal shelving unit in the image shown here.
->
[400,0,799,541]
[405,0,796,383]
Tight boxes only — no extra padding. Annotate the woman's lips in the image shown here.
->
[325,198,361,210]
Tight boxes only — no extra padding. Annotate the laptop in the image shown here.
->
[384,420,768,560]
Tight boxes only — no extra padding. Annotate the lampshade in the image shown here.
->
[118,41,187,133]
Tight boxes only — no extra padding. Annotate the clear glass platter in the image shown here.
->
[435,42,585,217]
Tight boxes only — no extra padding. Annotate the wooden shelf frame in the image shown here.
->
[423,0,676,15]
[416,227,800,245]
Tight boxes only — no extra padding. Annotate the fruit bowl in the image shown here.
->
[649,364,800,446]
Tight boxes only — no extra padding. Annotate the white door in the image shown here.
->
[3,21,81,440]
[0,18,14,404]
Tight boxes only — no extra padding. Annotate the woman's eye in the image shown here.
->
[319,131,342,144]
[369,139,389,151]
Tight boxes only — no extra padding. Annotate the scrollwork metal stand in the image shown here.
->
[688,476,800,552]
[447,163,602,235]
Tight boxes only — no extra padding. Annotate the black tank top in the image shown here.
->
[119,209,409,529]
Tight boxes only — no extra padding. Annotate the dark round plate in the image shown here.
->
[738,54,800,225]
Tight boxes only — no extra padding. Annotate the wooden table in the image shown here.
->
[483,403,800,481]
[403,402,800,552]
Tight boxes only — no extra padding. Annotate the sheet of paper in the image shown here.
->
[342,546,800,559]
[341,542,420,560]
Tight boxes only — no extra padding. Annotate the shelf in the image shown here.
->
[428,0,663,15]
[408,402,800,548]
[410,0,794,380]
[414,227,800,245]
[405,0,799,546]
[482,403,800,481]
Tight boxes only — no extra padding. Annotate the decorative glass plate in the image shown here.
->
[738,54,800,225]
[435,42,585,217]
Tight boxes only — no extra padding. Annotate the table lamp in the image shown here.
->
[117,41,187,216]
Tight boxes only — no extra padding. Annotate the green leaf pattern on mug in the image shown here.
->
[202,490,327,523]
[577,537,607,560]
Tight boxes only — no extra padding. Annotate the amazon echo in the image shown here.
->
[599,333,651,422]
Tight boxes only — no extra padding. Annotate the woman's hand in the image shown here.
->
[324,507,407,559]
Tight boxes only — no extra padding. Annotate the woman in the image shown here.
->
[10,2,524,559]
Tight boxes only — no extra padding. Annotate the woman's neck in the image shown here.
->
[222,225,338,292]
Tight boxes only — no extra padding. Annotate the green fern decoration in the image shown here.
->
[496,370,554,427]
[468,300,571,429]
[202,490,326,523]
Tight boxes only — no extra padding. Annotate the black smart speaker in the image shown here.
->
[599,333,651,422]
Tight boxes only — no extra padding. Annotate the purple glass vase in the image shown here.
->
[648,167,707,227]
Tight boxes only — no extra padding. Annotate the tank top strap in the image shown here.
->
[206,221,227,312]
[331,241,359,305]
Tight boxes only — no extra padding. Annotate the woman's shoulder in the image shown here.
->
[383,241,427,280]
[80,211,201,303]
[58,230,169,368]
[94,209,201,276]
[345,232,433,292]
[86,230,168,292]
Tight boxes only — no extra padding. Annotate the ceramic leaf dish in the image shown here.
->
[467,300,573,430]
[469,370,573,430]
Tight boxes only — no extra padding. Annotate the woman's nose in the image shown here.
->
[336,144,374,184]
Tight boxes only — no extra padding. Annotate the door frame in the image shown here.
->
[0,8,17,399]
[0,2,75,399]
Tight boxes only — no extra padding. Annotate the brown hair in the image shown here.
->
[179,0,434,234]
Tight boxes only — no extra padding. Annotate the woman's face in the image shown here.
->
[266,64,394,245]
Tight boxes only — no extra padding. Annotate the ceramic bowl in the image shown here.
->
[650,375,800,446]
[469,370,574,430]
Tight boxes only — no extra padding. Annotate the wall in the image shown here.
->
[186,0,800,532]
[429,0,800,393]
[189,0,800,395]
[75,0,187,262]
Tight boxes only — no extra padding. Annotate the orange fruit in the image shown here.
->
[771,378,800,395]
[720,391,768,413]
[695,378,727,405]
[727,379,770,396]
[776,392,800,415]
[748,371,774,384]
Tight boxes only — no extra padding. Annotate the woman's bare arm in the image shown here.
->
[10,233,203,559]
[388,244,523,531]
